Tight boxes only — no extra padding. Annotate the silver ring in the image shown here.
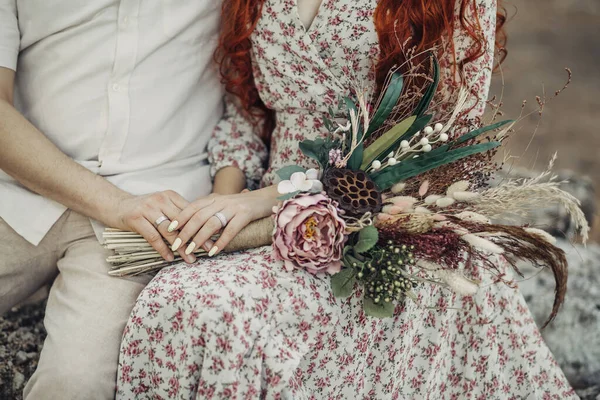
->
[213,212,228,228]
[154,215,170,227]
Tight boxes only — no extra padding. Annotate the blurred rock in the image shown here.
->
[518,240,600,392]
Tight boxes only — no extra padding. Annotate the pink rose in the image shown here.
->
[273,193,346,274]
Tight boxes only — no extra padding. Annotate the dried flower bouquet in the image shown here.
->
[105,56,588,324]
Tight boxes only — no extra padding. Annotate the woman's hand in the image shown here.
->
[168,186,279,257]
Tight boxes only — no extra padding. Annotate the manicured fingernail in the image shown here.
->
[172,238,182,251]
[185,242,196,255]
[208,246,219,257]
[167,221,179,233]
[202,240,214,252]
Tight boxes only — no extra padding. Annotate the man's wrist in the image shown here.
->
[96,182,134,228]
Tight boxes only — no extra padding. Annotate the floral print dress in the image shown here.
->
[117,0,577,398]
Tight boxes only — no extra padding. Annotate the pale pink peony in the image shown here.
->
[273,193,346,275]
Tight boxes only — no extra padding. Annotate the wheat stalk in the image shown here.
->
[473,156,590,243]
[104,217,275,277]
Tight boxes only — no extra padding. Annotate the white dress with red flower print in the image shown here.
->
[117,0,578,399]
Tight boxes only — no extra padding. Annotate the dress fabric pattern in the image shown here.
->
[117,0,577,398]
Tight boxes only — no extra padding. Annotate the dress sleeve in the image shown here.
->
[207,95,269,190]
[436,0,497,122]
[0,1,20,71]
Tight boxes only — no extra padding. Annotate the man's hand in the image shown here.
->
[109,191,197,263]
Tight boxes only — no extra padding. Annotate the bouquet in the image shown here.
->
[105,56,588,326]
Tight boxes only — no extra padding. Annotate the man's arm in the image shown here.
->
[0,68,194,262]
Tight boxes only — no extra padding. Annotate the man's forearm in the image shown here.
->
[0,98,130,228]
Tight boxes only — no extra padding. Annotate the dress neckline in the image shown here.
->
[294,0,326,34]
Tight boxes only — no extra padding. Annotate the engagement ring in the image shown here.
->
[154,215,170,227]
[213,212,228,228]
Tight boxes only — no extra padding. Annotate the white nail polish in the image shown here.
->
[171,238,182,251]
[208,246,219,257]
[185,242,196,255]
[167,220,179,233]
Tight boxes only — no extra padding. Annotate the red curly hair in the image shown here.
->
[216,0,507,140]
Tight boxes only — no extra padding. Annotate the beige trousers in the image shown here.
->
[0,210,152,400]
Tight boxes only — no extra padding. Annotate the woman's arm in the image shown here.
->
[436,0,498,121]
[168,94,272,256]
[208,95,269,193]
[212,167,246,195]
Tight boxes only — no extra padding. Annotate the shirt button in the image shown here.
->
[120,16,129,29]
[112,83,120,92]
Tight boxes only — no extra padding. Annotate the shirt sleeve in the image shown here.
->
[0,1,20,71]
[207,95,269,190]
[436,0,497,122]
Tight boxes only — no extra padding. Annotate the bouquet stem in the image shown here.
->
[105,217,274,277]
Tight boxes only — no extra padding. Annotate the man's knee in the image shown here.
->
[24,353,116,400]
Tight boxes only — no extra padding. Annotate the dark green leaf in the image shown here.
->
[414,56,440,117]
[343,96,358,115]
[353,225,379,254]
[347,143,364,171]
[323,116,333,131]
[363,297,395,318]
[299,139,322,163]
[455,120,514,145]
[328,106,336,118]
[277,191,301,201]
[276,165,307,181]
[361,116,416,170]
[299,139,332,169]
[343,97,365,171]
[343,251,364,269]
[331,268,357,298]
[373,141,501,190]
[365,73,404,139]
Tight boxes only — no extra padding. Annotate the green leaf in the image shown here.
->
[348,143,364,171]
[455,119,514,145]
[299,139,330,169]
[277,191,300,201]
[353,225,379,254]
[299,139,322,163]
[322,116,333,131]
[373,141,501,190]
[363,297,395,318]
[414,56,440,117]
[397,114,433,144]
[365,114,432,169]
[276,165,307,181]
[331,268,357,298]
[328,106,336,118]
[343,96,358,115]
[343,97,365,171]
[360,116,416,170]
[365,73,404,139]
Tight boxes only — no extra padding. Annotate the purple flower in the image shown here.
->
[273,193,346,275]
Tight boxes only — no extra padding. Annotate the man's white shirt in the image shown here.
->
[0,0,223,245]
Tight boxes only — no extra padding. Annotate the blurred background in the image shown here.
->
[489,1,600,398]
[1,1,599,399]
[492,0,600,242]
